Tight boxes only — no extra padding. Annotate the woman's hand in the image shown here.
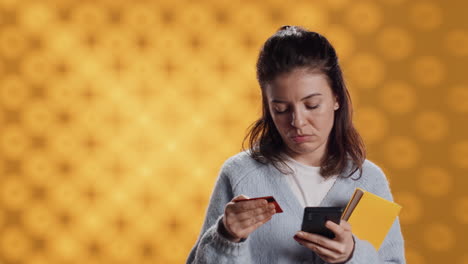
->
[294,220,355,263]
[221,195,277,242]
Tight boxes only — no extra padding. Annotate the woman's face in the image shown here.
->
[265,68,339,166]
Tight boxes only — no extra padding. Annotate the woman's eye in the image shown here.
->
[306,105,319,110]
[274,108,288,114]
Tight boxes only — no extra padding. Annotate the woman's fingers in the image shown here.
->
[237,207,276,228]
[224,212,274,239]
[238,213,274,235]
[249,214,273,231]
[223,195,277,240]
[234,203,276,221]
[294,233,348,263]
[231,199,269,213]
[338,219,352,231]
[325,220,346,240]
[294,231,342,253]
[231,195,250,202]
[227,204,275,230]
[298,238,339,259]
[294,220,355,263]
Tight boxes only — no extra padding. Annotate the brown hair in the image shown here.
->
[242,25,365,178]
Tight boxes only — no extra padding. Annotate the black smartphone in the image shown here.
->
[301,207,343,239]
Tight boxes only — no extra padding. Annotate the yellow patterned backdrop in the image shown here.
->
[0,0,467,263]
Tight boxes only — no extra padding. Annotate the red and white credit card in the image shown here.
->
[236,196,283,213]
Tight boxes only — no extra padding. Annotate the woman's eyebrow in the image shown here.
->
[271,93,322,103]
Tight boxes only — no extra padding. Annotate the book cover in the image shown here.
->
[341,188,402,251]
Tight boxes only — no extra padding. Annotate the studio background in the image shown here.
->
[0,0,467,263]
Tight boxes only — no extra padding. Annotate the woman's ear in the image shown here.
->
[334,98,339,110]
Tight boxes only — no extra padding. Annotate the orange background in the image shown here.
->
[0,0,467,263]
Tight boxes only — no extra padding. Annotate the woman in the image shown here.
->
[187,26,405,264]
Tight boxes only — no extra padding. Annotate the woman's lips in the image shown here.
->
[291,135,313,143]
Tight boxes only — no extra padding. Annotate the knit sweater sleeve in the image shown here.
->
[186,162,252,264]
[345,164,406,264]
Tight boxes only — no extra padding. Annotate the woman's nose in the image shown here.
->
[291,111,306,128]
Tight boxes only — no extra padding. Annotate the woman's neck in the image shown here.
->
[283,148,324,167]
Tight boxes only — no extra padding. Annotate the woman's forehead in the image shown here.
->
[266,69,333,99]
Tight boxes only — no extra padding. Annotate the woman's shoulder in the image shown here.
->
[350,159,394,199]
[221,150,266,174]
[216,150,272,187]
[355,159,388,181]
[361,159,386,177]
[344,159,389,186]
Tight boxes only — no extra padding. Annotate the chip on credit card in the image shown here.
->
[236,196,283,213]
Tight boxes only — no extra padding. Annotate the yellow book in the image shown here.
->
[341,188,402,251]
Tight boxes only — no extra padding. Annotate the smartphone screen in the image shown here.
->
[301,207,343,239]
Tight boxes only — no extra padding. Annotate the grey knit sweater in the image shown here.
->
[187,151,406,264]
